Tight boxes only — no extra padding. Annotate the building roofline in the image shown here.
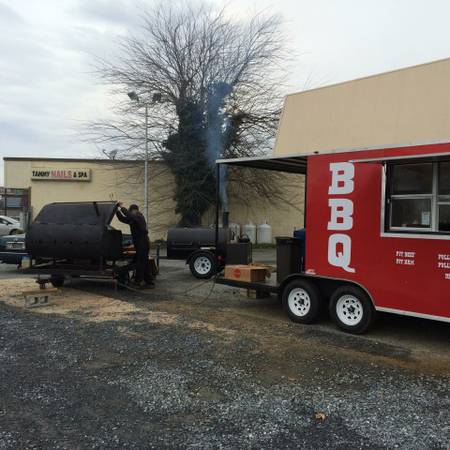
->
[281,138,450,158]
[3,156,161,163]
[285,56,450,98]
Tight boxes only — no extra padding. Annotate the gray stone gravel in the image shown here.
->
[109,352,449,450]
[0,256,449,449]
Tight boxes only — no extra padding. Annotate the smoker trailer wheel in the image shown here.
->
[189,251,217,278]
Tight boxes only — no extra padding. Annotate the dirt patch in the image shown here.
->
[184,318,236,335]
[2,278,442,377]
[0,278,39,300]
[0,278,234,337]
[156,299,450,377]
[0,278,140,321]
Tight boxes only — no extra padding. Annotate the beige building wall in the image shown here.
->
[4,158,178,240]
[228,174,304,238]
[203,170,305,239]
[4,158,304,242]
[274,57,450,155]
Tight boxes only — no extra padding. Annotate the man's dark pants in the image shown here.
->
[134,236,153,284]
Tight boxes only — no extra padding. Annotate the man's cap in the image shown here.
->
[129,204,139,211]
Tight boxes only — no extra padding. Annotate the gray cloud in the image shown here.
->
[74,0,140,27]
[0,2,25,23]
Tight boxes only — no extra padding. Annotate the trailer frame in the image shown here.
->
[22,256,138,290]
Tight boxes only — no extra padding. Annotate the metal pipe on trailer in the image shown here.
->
[214,163,221,263]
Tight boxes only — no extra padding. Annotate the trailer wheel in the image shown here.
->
[329,285,375,334]
[282,279,321,324]
[189,252,216,279]
[50,275,65,288]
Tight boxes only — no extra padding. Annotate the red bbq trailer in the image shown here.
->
[214,141,450,333]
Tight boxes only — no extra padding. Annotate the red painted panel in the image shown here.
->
[305,142,450,319]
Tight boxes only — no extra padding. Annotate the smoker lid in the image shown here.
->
[33,201,118,226]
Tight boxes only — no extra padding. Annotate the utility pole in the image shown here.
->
[144,104,149,224]
[127,91,149,224]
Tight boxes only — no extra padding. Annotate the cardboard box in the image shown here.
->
[249,263,276,278]
[224,265,267,282]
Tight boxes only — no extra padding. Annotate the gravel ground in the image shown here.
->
[0,254,449,449]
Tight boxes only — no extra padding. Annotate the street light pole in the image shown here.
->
[144,104,149,224]
[127,91,149,225]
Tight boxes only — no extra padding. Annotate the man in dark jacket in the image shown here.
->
[116,202,154,288]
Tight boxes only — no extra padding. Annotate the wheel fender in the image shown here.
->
[186,249,214,265]
[279,273,309,296]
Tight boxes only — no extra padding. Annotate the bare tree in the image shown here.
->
[86,2,291,226]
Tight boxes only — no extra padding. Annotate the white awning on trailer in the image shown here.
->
[216,154,307,174]
[350,151,450,164]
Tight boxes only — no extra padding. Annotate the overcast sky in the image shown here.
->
[1,0,449,184]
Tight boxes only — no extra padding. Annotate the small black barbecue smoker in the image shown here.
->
[165,221,252,279]
[23,201,156,288]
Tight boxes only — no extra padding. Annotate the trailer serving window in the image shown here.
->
[438,162,450,231]
[386,161,450,233]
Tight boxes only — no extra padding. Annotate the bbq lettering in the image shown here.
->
[327,162,355,273]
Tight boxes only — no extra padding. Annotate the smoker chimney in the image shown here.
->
[222,211,229,228]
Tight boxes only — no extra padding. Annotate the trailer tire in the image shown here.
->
[282,279,321,324]
[189,252,216,279]
[329,285,375,334]
[50,275,65,288]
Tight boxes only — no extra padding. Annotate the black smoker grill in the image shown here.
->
[23,201,140,288]
[166,226,232,278]
[27,202,123,261]
[166,211,252,279]
[166,227,230,259]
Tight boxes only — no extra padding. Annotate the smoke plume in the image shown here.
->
[205,82,233,211]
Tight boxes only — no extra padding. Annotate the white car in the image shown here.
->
[0,215,22,236]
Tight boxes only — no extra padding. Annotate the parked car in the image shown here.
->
[0,233,134,266]
[0,233,27,265]
[0,215,23,236]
